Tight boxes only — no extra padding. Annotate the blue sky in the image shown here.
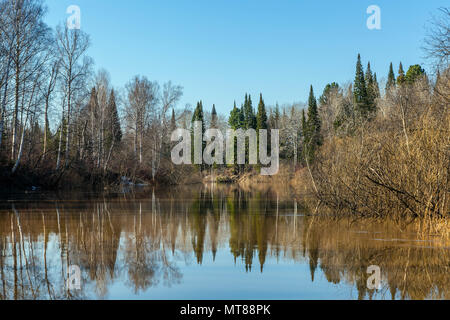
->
[44,0,447,115]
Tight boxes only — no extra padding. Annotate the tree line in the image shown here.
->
[0,0,186,187]
[0,0,448,210]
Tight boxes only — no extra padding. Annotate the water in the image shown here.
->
[0,185,448,300]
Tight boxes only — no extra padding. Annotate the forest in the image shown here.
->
[0,1,448,227]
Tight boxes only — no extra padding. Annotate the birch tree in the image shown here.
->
[55,23,91,170]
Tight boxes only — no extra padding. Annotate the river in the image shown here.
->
[0,184,448,300]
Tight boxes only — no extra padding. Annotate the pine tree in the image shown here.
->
[228,101,243,129]
[405,64,425,84]
[397,62,406,85]
[373,73,380,98]
[274,103,280,129]
[353,54,369,116]
[106,89,122,145]
[191,101,205,169]
[268,109,274,129]
[256,93,267,130]
[386,62,396,90]
[211,104,218,128]
[304,86,322,163]
[243,93,256,129]
[228,101,244,173]
[365,62,376,113]
[191,101,205,129]
[256,94,268,169]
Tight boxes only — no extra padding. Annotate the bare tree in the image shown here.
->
[0,0,50,164]
[124,76,159,166]
[55,24,91,170]
[40,51,59,160]
[424,7,450,70]
[0,0,15,150]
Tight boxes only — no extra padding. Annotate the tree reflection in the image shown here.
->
[0,186,448,300]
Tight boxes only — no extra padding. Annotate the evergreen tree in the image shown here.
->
[273,103,280,129]
[106,89,122,147]
[85,87,99,157]
[256,94,268,169]
[319,82,339,106]
[211,104,218,128]
[191,101,205,169]
[191,100,205,129]
[304,86,322,163]
[228,101,244,173]
[405,64,425,84]
[386,62,396,90]
[243,93,256,129]
[365,62,376,112]
[397,62,406,85]
[373,73,380,98]
[228,101,243,129]
[256,93,268,130]
[268,109,274,129]
[353,54,370,116]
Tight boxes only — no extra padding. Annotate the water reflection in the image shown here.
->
[0,185,448,300]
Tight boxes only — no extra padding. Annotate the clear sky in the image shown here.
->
[44,0,448,115]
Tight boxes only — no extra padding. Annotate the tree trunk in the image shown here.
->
[64,83,71,168]
[0,54,12,150]
[56,112,64,170]
[11,62,20,161]
[11,113,27,174]
[42,98,49,160]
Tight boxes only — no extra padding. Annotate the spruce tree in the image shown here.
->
[191,100,205,129]
[228,101,243,129]
[305,86,322,163]
[365,62,376,113]
[256,94,268,169]
[386,62,396,90]
[273,103,280,129]
[373,73,380,98]
[243,93,256,129]
[107,89,122,145]
[191,101,205,169]
[353,54,369,116]
[256,93,267,130]
[228,101,244,173]
[397,62,406,85]
[86,87,99,156]
[211,104,218,128]
[268,109,274,129]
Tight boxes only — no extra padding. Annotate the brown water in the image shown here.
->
[0,185,448,300]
